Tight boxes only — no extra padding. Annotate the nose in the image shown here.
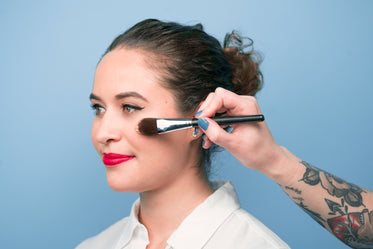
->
[92,112,122,145]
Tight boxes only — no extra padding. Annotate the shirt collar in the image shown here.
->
[114,181,240,249]
[167,181,241,249]
[115,198,149,248]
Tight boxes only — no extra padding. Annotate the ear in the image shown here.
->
[191,127,204,140]
[190,101,206,140]
[185,101,206,142]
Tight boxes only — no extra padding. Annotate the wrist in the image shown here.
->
[261,146,303,186]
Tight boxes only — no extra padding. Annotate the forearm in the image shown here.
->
[276,149,373,248]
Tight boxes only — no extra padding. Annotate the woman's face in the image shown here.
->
[90,48,200,193]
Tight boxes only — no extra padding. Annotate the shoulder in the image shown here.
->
[210,208,290,249]
[75,216,130,249]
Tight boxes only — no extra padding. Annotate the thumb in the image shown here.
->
[197,118,234,150]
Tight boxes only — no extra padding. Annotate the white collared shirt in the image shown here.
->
[76,181,290,249]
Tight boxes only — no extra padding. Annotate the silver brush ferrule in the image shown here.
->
[156,119,195,134]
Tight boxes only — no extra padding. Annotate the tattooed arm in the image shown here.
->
[279,150,373,248]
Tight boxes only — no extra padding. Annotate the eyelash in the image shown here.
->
[90,104,105,115]
[90,104,144,115]
[122,104,144,113]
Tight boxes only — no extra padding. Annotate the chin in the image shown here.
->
[106,175,135,192]
[106,174,152,193]
[107,181,140,193]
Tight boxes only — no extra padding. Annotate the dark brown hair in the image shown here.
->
[104,19,262,114]
[103,19,262,172]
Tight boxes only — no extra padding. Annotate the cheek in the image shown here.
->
[136,132,191,163]
[91,119,101,152]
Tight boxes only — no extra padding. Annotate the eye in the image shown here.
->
[122,104,144,113]
[90,104,106,115]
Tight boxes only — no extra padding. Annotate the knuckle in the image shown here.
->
[245,95,257,103]
[206,92,215,99]
[215,87,226,95]
[242,96,259,112]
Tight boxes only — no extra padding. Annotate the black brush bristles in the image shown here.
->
[137,118,159,136]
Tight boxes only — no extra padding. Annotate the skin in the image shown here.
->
[90,48,212,249]
[197,87,373,248]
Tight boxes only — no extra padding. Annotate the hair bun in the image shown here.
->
[223,31,263,96]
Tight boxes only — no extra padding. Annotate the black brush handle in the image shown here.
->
[213,114,265,125]
[191,115,265,126]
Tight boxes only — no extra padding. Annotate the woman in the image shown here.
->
[77,19,289,249]
[77,19,373,248]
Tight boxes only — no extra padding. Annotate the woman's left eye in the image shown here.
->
[122,104,144,113]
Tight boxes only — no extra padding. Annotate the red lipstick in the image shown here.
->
[102,153,135,167]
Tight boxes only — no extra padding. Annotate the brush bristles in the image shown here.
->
[137,118,159,136]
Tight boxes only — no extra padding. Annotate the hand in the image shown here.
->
[196,88,291,180]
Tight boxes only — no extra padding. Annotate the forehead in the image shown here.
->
[95,48,157,86]
[93,48,173,101]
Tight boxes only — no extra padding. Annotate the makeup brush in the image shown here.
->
[137,115,265,136]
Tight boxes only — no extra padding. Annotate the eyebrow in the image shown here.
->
[115,92,148,102]
[89,93,101,101]
[89,92,148,102]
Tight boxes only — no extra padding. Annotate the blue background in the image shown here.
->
[1,1,372,248]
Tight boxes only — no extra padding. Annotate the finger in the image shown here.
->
[198,89,225,118]
[201,127,233,149]
[197,92,215,115]
[196,92,227,118]
[201,134,213,149]
[198,88,261,118]
[198,117,235,150]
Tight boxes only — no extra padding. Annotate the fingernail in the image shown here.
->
[198,118,209,131]
[224,126,234,134]
[195,110,203,117]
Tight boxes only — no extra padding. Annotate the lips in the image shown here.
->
[102,153,135,166]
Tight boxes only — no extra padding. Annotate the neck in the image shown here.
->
[138,168,212,245]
